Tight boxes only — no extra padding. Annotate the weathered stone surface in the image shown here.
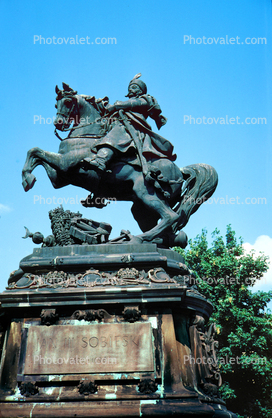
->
[24,323,154,374]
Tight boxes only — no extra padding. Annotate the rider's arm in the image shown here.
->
[143,94,167,129]
[107,97,149,114]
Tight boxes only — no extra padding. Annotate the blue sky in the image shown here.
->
[0,0,271,297]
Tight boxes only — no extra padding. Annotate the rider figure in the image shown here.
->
[82,74,176,174]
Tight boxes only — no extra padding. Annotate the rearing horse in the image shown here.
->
[22,83,218,246]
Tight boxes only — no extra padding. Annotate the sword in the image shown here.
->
[118,109,148,176]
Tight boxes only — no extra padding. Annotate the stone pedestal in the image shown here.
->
[0,244,237,417]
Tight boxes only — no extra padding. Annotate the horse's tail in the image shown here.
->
[172,163,218,232]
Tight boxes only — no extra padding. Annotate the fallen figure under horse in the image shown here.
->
[22,82,218,247]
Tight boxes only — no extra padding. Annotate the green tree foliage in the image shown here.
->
[175,225,272,418]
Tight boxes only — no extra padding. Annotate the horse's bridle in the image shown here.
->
[54,96,115,141]
[54,95,111,141]
[55,98,76,127]
[54,97,80,140]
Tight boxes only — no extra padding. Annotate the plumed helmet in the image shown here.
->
[128,73,147,94]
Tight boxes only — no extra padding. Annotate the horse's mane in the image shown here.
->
[80,95,109,116]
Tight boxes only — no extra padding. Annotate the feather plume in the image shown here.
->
[132,73,142,80]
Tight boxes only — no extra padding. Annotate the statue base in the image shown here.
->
[0,244,237,417]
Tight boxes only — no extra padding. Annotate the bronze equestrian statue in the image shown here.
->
[22,76,218,247]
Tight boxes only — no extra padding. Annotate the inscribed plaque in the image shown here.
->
[24,322,154,374]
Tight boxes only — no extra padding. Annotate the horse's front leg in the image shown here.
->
[22,147,39,191]
[22,147,63,191]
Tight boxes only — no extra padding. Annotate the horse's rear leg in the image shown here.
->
[131,202,159,232]
[133,178,179,242]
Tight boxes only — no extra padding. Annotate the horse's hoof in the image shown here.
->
[127,236,144,245]
[22,173,36,192]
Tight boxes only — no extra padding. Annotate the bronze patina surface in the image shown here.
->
[21,78,218,246]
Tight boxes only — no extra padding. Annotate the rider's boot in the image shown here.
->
[82,147,115,172]
[81,147,115,208]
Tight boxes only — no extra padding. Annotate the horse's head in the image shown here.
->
[54,83,78,131]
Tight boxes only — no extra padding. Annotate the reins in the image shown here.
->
[54,128,105,141]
